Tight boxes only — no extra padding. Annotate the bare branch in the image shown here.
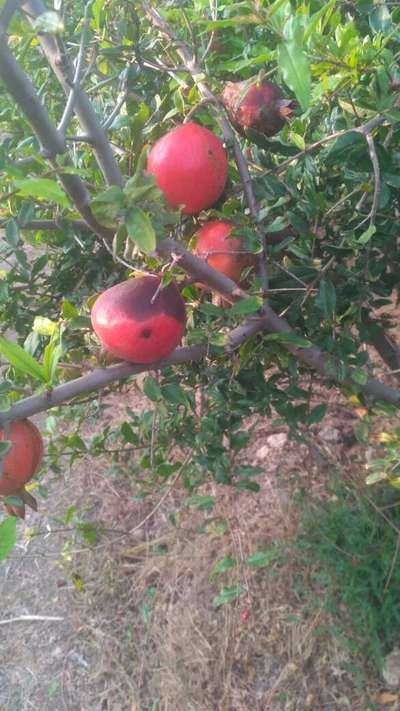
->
[102,91,128,130]
[357,131,381,229]
[58,0,93,135]
[264,113,388,177]
[22,0,124,187]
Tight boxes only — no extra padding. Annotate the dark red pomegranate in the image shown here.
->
[194,220,256,283]
[91,276,186,363]
[0,419,43,498]
[221,79,296,137]
[147,122,228,214]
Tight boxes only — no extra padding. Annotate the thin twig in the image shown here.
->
[102,90,128,130]
[0,615,64,625]
[357,131,381,229]
[58,0,94,135]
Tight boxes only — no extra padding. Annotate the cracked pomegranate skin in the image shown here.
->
[91,276,186,364]
[147,122,228,214]
[0,419,43,496]
[195,220,255,283]
[222,79,295,137]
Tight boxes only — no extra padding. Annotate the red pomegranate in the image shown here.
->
[147,122,228,214]
[91,275,186,363]
[194,220,256,283]
[0,419,43,497]
[221,79,296,137]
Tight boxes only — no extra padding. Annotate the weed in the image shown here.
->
[294,480,400,672]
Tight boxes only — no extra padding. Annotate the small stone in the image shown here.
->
[318,426,340,443]
[383,648,400,688]
[265,433,288,448]
[255,445,270,460]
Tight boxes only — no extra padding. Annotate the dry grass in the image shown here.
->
[0,389,395,711]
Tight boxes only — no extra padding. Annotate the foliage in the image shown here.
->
[294,481,400,673]
[0,0,399,559]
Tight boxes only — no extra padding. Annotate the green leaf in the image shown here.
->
[211,555,237,577]
[162,383,189,406]
[5,219,20,247]
[366,470,387,486]
[245,549,279,568]
[125,207,156,255]
[369,5,392,35]
[33,10,64,34]
[0,337,46,382]
[264,332,312,348]
[289,132,305,151]
[235,481,260,491]
[352,368,368,386]
[143,376,162,402]
[42,342,62,384]
[212,585,244,607]
[14,178,71,208]
[358,224,376,245]
[91,0,105,30]
[61,300,79,319]
[91,186,124,227]
[185,495,216,511]
[0,516,17,561]
[4,495,24,507]
[307,404,327,425]
[230,296,263,317]
[33,316,57,336]
[0,440,12,457]
[316,280,336,319]
[277,41,310,111]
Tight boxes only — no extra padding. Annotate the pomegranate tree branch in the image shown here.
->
[264,113,388,177]
[358,131,381,228]
[58,0,93,136]
[0,33,115,242]
[1,307,399,426]
[226,305,400,405]
[21,0,124,187]
[0,347,206,425]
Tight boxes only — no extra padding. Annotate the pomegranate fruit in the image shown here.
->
[0,419,43,497]
[221,79,296,137]
[91,275,186,363]
[147,122,228,214]
[194,220,255,283]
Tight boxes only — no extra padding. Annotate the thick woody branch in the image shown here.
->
[0,346,206,426]
[0,32,65,156]
[21,0,124,188]
[227,305,400,405]
[157,238,246,302]
[1,303,399,427]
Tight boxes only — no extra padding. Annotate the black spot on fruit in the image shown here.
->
[141,329,152,338]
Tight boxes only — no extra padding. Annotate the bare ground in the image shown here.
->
[0,384,398,711]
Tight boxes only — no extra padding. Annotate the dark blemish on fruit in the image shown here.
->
[141,329,152,338]
[208,149,214,156]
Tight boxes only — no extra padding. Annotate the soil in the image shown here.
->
[0,381,398,711]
